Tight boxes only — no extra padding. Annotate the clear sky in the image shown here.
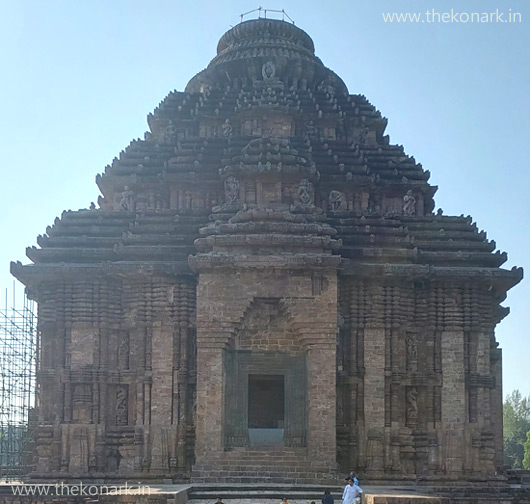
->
[0,0,528,397]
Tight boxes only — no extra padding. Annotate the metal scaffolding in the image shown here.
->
[0,283,38,481]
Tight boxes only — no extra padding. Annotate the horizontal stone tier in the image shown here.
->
[195,234,341,252]
[26,245,195,263]
[339,262,522,287]
[10,260,194,283]
[189,252,341,271]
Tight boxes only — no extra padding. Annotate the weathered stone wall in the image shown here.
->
[336,278,503,481]
[32,275,196,480]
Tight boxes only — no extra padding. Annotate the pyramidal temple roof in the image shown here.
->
[11,18,522,306]
[186,19,347,95]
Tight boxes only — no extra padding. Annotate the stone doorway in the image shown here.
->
[224,350,307,448]
[248,374,285,446]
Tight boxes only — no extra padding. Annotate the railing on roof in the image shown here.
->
[239,7,295,24]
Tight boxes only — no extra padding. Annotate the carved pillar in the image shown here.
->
[441,330,466,474]
[194,335,227,457]
[491,344,503,472]
[476,332,491,424]
[150,325,174,425]
[363,327,386,472]
[363,329,385,427]
[307,339,336,467]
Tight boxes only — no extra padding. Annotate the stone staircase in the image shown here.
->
[191,448,336,484]
[188,483,343,501]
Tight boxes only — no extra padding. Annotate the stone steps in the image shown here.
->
[192,452,336,483]
[191,476,337,484]
[204,455,307,462]
[189,487,343,500]
[193,461,314,469]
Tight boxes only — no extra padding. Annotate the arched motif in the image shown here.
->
[232,297,305,352]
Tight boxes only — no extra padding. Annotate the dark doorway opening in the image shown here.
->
[248,374,284,428]
[248,374,284,446]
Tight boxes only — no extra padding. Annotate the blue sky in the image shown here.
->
[0,0,528,396]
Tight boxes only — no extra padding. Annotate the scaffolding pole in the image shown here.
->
[0,282,38,481]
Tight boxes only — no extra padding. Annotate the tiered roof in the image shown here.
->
[12,18,522,301]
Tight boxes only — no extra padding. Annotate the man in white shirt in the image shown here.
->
[342,477,363,504]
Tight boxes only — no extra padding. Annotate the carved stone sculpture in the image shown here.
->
[119,186,135,211]
[116,386,128,426]
[298,179,314,206]
[165,120,177,144]
[224,176,239,204]
[329,190,346,211]
[359,126,369,145]
[403,190,416,216]
[262,61,276,80]
[405,332,418,372]
[406,387,418,426]
[222,118,233,139]
[305,120,315,139]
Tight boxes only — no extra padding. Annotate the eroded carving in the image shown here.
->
[224,176,239,204]
[406,386,418,427]
[262,61,276,80]
[403,190,416,216]
[222,118,233,139]
[116,385,128,426]
[329,190,346,211]
[298,179,314,206]
[119,186,135,212]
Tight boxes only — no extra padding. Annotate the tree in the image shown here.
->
[504,390,530,469]
[523,429,530,470]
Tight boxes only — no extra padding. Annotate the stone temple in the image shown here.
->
[12,19,522,484]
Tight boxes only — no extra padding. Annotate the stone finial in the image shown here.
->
[403,190,416,216]
[224,176,239,204]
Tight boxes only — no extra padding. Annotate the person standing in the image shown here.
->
[322,489,334,504]
[342,477,363,504]
[347,471,359,486]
